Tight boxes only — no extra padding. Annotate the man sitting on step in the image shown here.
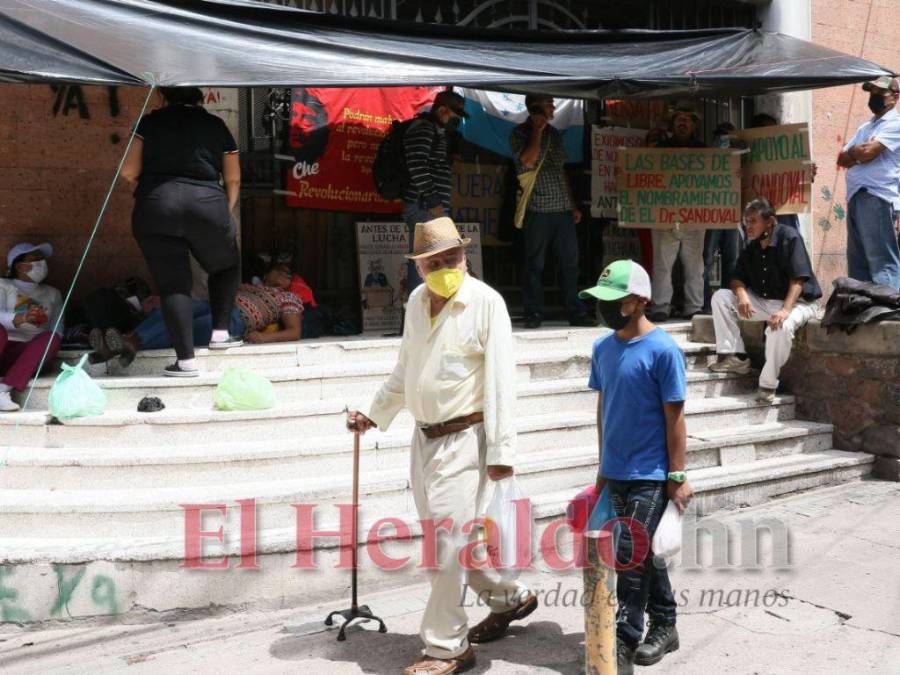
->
[709,198,822,403]
[90,263,302,376]
[347,217,536,675]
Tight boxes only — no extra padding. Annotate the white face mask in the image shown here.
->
[25,260,48,283]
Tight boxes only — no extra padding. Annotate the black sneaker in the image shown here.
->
[569,315,598,328]
[208,336,244,350]
[648,311,669,323]
[523,313,542,329]
[635,623,679,666]
[617,640,636,675]
[163,363,199,378]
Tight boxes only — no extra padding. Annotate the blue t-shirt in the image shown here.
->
[588,328,687,481]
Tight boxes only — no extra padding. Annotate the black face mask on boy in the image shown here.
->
[597,301,631,331]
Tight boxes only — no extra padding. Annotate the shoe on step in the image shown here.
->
[635,622,679,666]
[208,336,244,350]
[0,391,20,412]
[708,354,751,375]
[104,328,137,368]
[163,363,199,378]
[649,311,669,323]
[523,313,542,329]
[88,327,115,364]
[756,386,777,403]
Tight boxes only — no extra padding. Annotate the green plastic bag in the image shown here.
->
[213,367,275,411]
[48,354,107,420]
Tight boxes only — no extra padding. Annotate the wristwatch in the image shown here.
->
[667,471,687,483]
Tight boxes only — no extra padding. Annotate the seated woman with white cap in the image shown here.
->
[0,242,63,411]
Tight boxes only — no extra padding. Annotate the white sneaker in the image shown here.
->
[709,354,751,375]
[0,391,21,412]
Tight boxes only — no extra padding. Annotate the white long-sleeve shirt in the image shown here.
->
[0,278,63,342]
[367,274,516,467]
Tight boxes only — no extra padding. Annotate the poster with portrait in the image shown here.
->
[285,87,441,213]
[356,222,483,333]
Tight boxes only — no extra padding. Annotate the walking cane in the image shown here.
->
[324,428,387,641]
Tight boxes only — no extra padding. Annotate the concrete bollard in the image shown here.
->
[583,529,616,675]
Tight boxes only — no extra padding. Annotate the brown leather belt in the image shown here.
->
[419,412,484,440]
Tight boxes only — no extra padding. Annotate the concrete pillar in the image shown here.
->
[755,0,815,249]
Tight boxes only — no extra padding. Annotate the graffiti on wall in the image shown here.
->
[0,564,119,622]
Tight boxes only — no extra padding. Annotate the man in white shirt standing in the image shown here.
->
[837,76,900,289]
[348,217,535,675]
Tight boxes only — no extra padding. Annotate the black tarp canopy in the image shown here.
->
[0,0,893,98]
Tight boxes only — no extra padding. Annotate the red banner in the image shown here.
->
[285,87,440,213]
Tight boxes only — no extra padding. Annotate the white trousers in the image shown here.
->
[711,288,819,390]
[650,228,706,315]
[411,423,529,659]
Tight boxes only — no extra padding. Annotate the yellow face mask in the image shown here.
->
[425,268,464,299]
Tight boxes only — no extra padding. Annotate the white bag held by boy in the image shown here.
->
[651,502,683,559]
[484,476,532,580]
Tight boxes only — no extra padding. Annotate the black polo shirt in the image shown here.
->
[734,224,822,301]
[135,105,237,188]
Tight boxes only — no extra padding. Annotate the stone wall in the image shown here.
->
[780,321,900,480]
[693,317,900,480]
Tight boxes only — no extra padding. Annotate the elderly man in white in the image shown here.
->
[348,217,536,675]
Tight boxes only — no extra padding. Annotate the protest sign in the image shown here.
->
[285,87,440,213]
[615,148,742,230]
[603,99,669,130]
[590,126,648,219]
[451,163,507,243]
[737,123,811,214]
[356,222,483,333]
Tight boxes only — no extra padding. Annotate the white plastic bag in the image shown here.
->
[484,476,532,579]
[651,502,683,559]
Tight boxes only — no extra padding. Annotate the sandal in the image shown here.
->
[104,328,137,368]
[402,647,475,675]
[467,591,538,644]
[88,328,115,364]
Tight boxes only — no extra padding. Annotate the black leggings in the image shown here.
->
[132,180,240,360]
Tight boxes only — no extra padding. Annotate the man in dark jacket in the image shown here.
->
[709,198,822,402]
[402,90,468,293]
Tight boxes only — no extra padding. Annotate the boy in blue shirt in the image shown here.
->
[579,259,694,674]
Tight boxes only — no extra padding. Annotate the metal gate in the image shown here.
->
[239,0,760,327]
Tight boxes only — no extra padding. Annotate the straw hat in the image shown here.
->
[406,217,471,259]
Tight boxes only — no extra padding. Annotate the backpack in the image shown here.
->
[372,118,416,200]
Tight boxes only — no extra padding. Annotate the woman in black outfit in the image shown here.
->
[118,87,241,377]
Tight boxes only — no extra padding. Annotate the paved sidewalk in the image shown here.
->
[2,480,899,674]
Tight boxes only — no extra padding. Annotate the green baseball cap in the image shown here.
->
[579,259,652,302]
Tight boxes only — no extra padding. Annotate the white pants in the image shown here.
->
[411,423,529,659]
[650,228,706,315]
[711,288,819,390]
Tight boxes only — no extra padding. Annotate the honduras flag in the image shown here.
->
[457,88,585,162]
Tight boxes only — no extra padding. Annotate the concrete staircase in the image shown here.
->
[0,322,872,623]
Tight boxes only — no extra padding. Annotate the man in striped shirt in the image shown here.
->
[402,90,468,293]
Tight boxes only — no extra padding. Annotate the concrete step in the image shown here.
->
[0,449,874,623]
[0,392,794,448]
[0,420,834,491]
[0,434,856,537]
[52,322,698,378]
[15,358,749,411]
